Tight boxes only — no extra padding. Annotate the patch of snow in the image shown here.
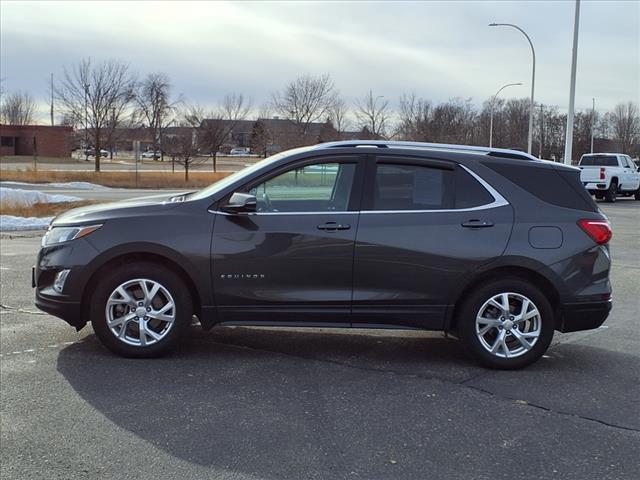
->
[0,187,81,206]
[0,215,53,231]
[0,181,109,190]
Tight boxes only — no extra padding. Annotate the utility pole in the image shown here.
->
[50,73,54,126]
[84,83,90,161]
[590,97,595,154]
[564,0,581,165]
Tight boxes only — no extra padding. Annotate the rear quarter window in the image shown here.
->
[454,167,495,208]
[482,161,598,212]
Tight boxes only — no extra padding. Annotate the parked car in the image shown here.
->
[229,147,250,156]
[578,153,640,202]
[141,151,161,160]
[84,148,109,158]
[34,141,612,369]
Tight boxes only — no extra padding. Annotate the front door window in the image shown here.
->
[249,162,356,212]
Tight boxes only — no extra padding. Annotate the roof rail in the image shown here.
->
[314,140,538,161]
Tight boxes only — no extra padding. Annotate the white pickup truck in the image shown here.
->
[579,153,640,202]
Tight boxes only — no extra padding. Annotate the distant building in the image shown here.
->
[0,124,73,157]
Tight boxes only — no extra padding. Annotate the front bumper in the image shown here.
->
[35,285,84,329]
[558,299,612,333]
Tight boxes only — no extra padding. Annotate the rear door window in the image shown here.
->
[371,163,454,210]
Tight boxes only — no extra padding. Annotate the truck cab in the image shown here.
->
[579,153,640,202]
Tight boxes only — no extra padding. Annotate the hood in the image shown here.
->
[52,192,188,226]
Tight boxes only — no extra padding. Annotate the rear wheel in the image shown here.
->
[635,186,640,200]
[457,279,555,369]
[605,180,617,203]
[90,262,192,358]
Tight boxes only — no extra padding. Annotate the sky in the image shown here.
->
[1,0,638,123]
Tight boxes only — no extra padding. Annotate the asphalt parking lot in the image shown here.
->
[1,200,638,480]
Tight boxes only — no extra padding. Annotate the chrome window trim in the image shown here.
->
[211,164,508,216]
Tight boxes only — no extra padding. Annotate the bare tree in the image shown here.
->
[272,73,337,136]
[329,97,350,138]
[55,58,136,171]
[197,94,251,171]
[354,90,390,138]
[611,102,640,154]
[1,90,36,125]
[397,93,433,140]
[163,128,201,182]
[135,73,180,160]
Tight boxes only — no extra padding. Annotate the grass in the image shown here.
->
[0,200,97,218]
[0,155,80,164]
[0,169,233,189]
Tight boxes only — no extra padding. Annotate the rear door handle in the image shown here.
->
[317,222,351,231]
[461,219,494,228]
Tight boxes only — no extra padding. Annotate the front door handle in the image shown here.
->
[317,222,351,231]
[461,219,494,228]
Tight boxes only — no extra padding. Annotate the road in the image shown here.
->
[1,200,638,480]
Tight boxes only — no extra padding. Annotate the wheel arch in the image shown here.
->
[447,263,562,332]
[80,245,205,324]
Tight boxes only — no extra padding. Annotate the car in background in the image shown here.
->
[578,153,640,202]
[229,147,250,156]
[84,148,109,158]
[34,141,613,369]
[141,151,161,160]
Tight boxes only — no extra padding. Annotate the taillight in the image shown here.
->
[578,219,612,245]
[599,167,606,180]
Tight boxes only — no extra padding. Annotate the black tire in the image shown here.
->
[634,187,640,200]
[90,262,193,358]
[595,192,605,200]
[605,180,617,203]
[457,278,555,370]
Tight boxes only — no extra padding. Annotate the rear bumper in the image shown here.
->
[558,299,612,333]
[584,182,607,191]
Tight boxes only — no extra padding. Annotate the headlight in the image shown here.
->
[42,225,102,247]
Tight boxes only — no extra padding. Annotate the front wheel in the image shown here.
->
[634,186,640,200]
[90,262,193,358]
[457,279,555,369]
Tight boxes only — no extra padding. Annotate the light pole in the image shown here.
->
[564,0,581,165]
[489,82,522,148]
[489,22,536,155]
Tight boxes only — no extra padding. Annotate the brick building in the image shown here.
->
[0,124,73,157]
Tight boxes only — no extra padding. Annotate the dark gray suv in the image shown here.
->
[33,141,613,369]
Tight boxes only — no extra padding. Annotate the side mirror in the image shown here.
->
[221,192,257,214]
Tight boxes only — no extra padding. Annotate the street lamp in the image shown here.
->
[489,23,536,155]
[489,82,522,148]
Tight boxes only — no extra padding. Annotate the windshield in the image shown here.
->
[579,155,619,166]
[188,146,313,201]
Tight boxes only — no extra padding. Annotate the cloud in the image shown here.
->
[1,0,637,123]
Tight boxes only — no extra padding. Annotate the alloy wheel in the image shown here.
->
[475,292,541,359]
[105,278,176,347]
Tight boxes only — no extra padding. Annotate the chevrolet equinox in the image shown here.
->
[34,141,613,369]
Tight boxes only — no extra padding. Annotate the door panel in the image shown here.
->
[211,157,363,325]
[352,157,514,329]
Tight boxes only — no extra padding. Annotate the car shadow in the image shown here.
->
[56,327,640,478]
